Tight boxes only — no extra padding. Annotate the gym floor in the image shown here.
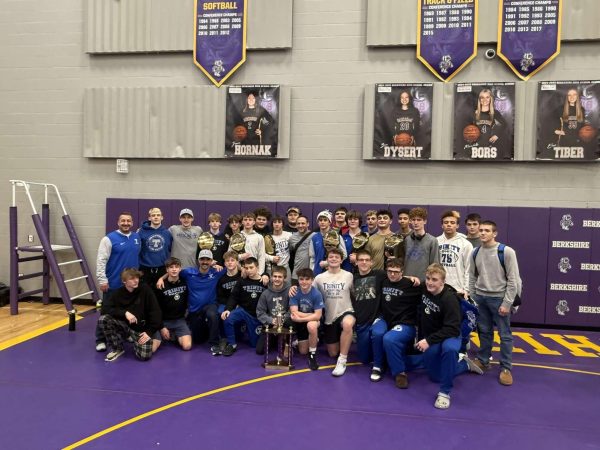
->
[1,309,599,450]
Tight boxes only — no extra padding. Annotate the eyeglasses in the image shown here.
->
[356,258,371,262]
[387,270,402,274]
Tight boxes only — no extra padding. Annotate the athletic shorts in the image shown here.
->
[323,312,355,345]
[162,318,191,340]
[294,320,320,341]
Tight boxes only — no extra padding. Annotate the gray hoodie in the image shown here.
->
[256,281,291,326]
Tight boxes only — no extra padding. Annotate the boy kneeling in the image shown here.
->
[289,268,324,370]
[98,268,162,362]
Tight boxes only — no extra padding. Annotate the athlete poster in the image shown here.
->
[497,0,561,81]
[416,0,477,82]
[193,0,247,87]
[536,81,600,161]
[373,83,433,160]
[225,85,279,158]
[453,82,515,161]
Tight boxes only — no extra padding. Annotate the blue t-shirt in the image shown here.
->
[289,286,324,313]
[180,267,226,312]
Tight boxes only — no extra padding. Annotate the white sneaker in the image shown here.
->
[434,392,451,409]
[95,342,106,352]
[332,359,347,377]
[105,349,124,362]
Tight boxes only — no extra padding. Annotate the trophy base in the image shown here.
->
[262,360,295,371]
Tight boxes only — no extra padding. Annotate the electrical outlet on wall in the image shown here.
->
[28,235,34,243]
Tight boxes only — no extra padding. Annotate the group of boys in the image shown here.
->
[94,205,521,409]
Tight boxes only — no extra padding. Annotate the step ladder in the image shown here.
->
[9,180,100,330]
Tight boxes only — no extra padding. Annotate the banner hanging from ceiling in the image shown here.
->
[497,0,562,81]
[193,0,247,87]
[416,0,478,82]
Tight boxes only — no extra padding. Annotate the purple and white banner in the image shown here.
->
[193,0,247,87]
[497,0,561,81]
[453,82,515,161]
[536,81,600,161]
[373,83,433,160]
[225,85,279,158]
[416,0,477,82]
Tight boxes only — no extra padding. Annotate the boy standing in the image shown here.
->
[232,212,266,275]
[169,208,203,269]
[207,212,228,265]
[266,215,292,280]
[138,207,172,288]
[314,248,355,377]
[156,257,191,351]
[289,268,324,370]
[465,213,482,248]
[397,208,412,238]
[309,210,347,276]
[403,207,439,281]
[437,210,473,297]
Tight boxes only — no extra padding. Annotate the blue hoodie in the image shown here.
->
[138,220,172,267]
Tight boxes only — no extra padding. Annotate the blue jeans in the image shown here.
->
[382,324,416,376]
[223,308,262,347]
[474,294,513,370]
[356,317,388,368]
[405,337,467,394]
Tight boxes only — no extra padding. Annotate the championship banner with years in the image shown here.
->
[193,0,247,87]
[417,0,478,82]
[497,0,561,81]
[536,81,600,161]
[225,85,280,158]
[453,82,515,161]
[373,83,433,160]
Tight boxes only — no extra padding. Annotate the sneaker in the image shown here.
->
[471,358,490,372]
[499,368,513,386]
[434,392,451,409]
[308,352,319,371]
[332,359,347,377]
[370,368,382,382]
[105,349,124,362]
[210,345,222,356]
[95,342,106,352]
[395,372,408,389]
[222,343,236,357]
[459,353,484,375]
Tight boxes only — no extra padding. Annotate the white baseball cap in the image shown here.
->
[317,210,332,222]
[198,249,213,260]
[180,208,194,217]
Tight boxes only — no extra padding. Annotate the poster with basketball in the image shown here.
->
[536,81,600,161]
[372,83,433,160]
[453,82,515,161]
[225,85,279,158]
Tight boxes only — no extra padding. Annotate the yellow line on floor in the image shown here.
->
[62,363,362,450]
[0,315,83,351]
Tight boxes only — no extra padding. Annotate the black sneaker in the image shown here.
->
[222,343,236,357]
[370,368,382,382]
[308,352,319,371]
[210,345,222,356]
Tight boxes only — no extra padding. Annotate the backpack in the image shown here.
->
[458,293,479,351]
[472,243,523,308]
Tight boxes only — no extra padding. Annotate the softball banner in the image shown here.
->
[536,81,600,161]
[416,0,477,82]
[193,0,247,87]
[373,83,433,160]
[497,0,562,81]
[453,82,515,161]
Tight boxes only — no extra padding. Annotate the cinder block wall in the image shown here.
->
[1,0,599,296]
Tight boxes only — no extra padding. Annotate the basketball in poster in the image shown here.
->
[373,83,433,160]
[225,85,279,158]
[536,81,600,161]
[453,83,515,161]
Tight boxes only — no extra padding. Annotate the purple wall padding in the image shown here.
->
[104,198,599,327]
[507,207,549,325]
[546,208,595,327]
[105,199,140,233]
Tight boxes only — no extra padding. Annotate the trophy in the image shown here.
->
[197,232,215,251]
[229,232,246,255]
[262,298,295,371]
[384,233,404,257]
[264,234,276,257]
[272,298,285,332]
[323,229,340,251]
[351,231,370,251]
